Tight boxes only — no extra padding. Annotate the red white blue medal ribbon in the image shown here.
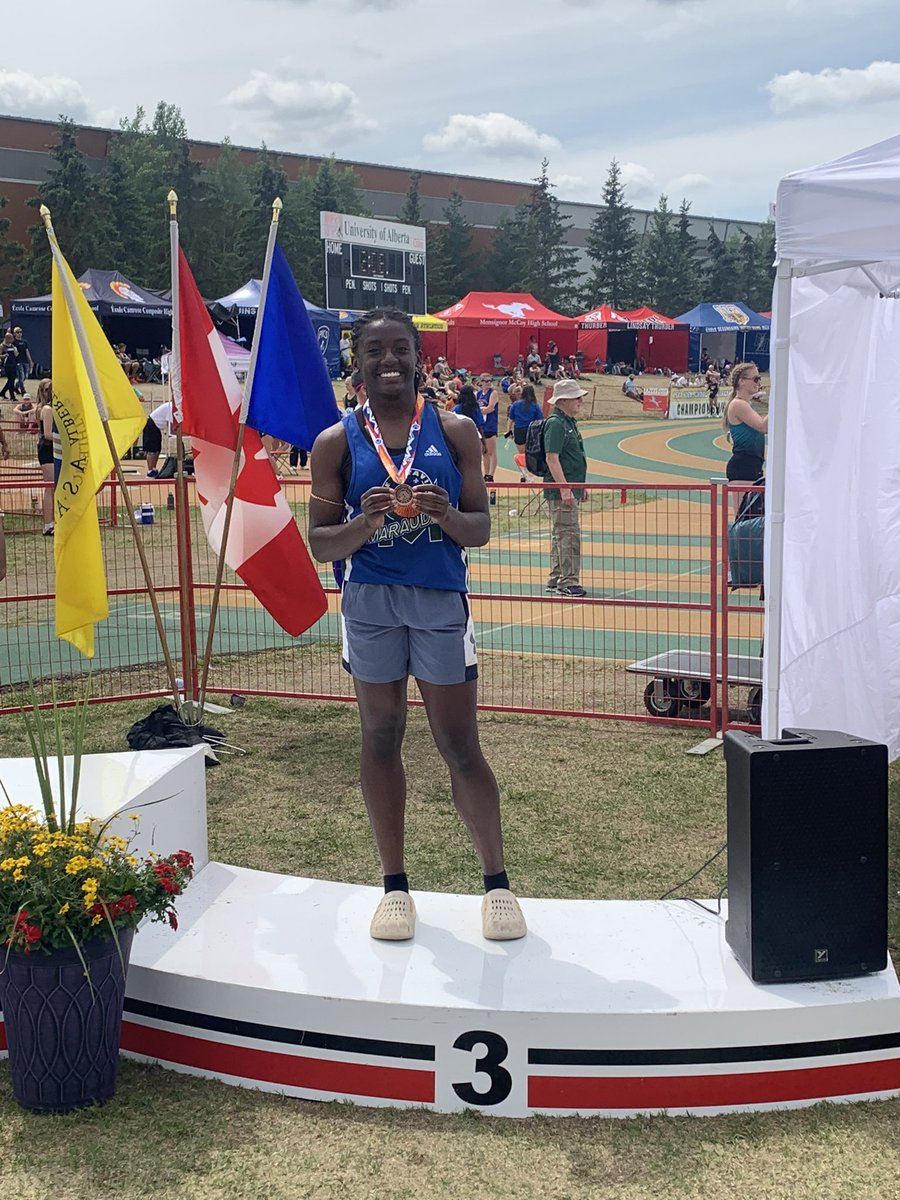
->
[362,396,424,494]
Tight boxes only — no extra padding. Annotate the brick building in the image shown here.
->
[0,112,764,302]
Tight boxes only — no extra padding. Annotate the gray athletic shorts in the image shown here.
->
[340,581,478,685]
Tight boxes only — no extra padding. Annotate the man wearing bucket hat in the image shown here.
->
[544,378,588,598]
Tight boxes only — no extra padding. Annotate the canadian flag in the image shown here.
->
[175,248,327,636]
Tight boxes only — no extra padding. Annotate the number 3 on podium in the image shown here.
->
[451,1030,512,1106]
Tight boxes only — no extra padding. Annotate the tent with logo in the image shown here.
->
[672,301,770,372]
[763,134,900,758]
[214,280,341,379]
[576,305,689,372]
[434,292,577,374]
[10,269,173,372]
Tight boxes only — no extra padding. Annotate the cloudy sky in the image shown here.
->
[2,0,899,220]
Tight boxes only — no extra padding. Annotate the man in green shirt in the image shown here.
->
[543,378,588,597]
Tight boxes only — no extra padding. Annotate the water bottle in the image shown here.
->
[166,492,175,512]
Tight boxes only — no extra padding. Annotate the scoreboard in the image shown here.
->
[321,211,427,313]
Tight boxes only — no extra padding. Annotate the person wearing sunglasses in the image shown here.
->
[723,362,767,513]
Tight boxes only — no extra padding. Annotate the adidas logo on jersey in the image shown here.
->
[424,444,442,457]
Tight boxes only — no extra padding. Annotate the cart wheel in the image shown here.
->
[747,686,762,725]
[643,680,681,718]
[677,679,711,705]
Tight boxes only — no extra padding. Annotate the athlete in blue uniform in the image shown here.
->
[476,373,500,486]
[308,309,526,943]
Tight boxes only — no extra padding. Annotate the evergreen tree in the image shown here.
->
[153,102,206,280]
[517,159,582,313]
[239,145,290,276]
[485,203,530,292]
[427,189,475,310]
[750,219,775,312]
[398,171,423,226]
[102,107,169,287]
[0,195,23,299]
[193,139,254,298]
[703,225,740,299]
[18,117,100,293]
[665,199,700,316]
[585,159,638,308]
[281,157,368,305]
[638,194,681,313]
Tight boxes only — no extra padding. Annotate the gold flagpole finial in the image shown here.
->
[167,190,178,217]
[272,196,283,223]
[40,205,52,229]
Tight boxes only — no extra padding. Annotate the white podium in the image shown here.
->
[2,749,899,1117]
[124,863,900,1117]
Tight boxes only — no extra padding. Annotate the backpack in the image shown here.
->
[525,413,570,476]
[728,479,765,587]
[524,418,547,475]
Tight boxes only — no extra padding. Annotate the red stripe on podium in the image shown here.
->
[121,1021,435,1103]
[528,1057,900,1110]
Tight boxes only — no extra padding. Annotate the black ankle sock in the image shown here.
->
[384,872,409,894]
[483,870,509,893]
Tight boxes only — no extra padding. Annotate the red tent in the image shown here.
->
[577,304,688,372]
[435,292,576,374]
[575,305,627,366]
[620,308,688,371]
[620,307,674,326]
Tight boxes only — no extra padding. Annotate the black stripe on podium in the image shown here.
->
[528,1030,900,1067]
[124,998,436,1061]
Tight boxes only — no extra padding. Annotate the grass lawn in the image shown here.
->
[0,697,898,1199]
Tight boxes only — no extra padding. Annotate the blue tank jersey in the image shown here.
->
[477,388,499,436]
[343,404,468,591]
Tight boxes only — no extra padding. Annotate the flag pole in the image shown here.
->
[167,190,199,716]
[41,204,183,705]
[196,196,282,709]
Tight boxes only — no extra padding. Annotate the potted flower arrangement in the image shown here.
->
[0,690,194,1114]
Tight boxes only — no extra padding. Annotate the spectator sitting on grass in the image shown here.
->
[622,374,644,401]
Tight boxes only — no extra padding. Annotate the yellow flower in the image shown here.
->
[32,843,51,857]
[58,902,70,915]
[126,855,139,867]
[0,858,16,872]
[128,814,141,822]
[102,836,128,851]
[65,855,91,875]
[12,867,26,882]
[90,913,103,925]
[81,876,100,909]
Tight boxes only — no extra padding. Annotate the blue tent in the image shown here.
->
[214,280,341,379]
[673,302,770,372]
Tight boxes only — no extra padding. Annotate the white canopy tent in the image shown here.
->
[765,135,900,758]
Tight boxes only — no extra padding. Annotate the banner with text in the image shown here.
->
[668,387,718,420]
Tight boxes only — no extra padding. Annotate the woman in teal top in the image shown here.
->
[723,362,768,513]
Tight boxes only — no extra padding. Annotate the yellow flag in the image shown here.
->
[51,251,145,657]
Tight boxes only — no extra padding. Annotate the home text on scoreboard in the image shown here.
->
[321,211,427,313]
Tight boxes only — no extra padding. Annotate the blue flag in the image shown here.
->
[247,243,339,450]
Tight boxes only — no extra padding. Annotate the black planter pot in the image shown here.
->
[0,928,134,1115]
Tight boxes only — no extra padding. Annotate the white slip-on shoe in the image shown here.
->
[481,888,527,940]
[370,890,417,941]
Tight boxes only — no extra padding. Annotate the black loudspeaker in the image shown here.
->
[723,728,888,983]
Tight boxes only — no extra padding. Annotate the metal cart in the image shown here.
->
[626,649,762,722]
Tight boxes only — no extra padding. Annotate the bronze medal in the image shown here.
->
[391,482,417,518]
